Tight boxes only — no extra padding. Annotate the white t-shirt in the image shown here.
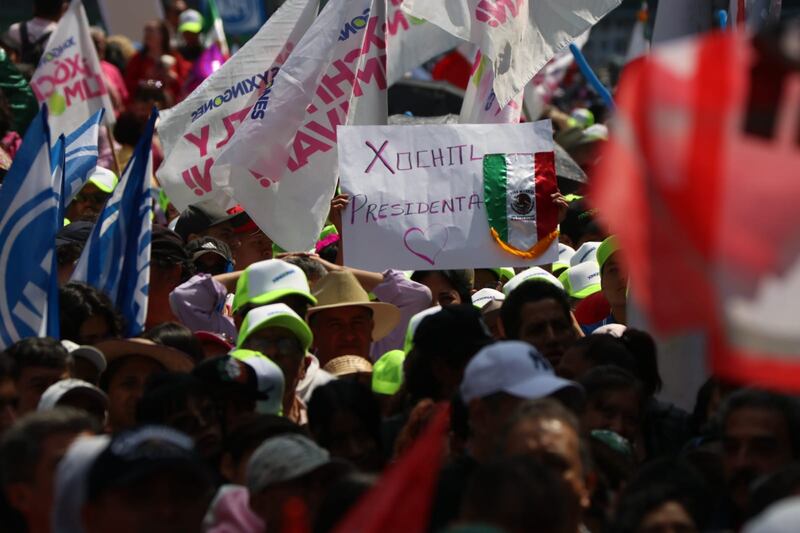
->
[4,17,58,51]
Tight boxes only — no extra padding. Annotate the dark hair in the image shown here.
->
[406,305,492,403]
[136,373,212,427]
[141,322,204,363]
[59,282,125,344]
[142,19,172,56]
[281,256,327,283]
[612,459,709,533]
[500,280,572,339]
[308,380,382,455]
[502,398,592,477]
[0,408,99,485]
[4,337,70,378]
[568,334,638,376]
[461,455,578,533]
[33,0,67,18]
[0,354,13,380]
[719,389,800,457]
[579,365,642,404]
[151,225,195,282]
[112,111,146,146]
[223,413,305,466]
[313,473,375,533]
[411,270,473,303]
[56,242,83,267]
[620,328,662,396]
[317,242,339,264]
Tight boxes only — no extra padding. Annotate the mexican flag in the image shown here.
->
[483,153,559,259]
[203,0,229,57]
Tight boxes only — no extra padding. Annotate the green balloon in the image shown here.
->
[48,92,66,116]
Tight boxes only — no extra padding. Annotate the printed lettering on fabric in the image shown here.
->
[29,0,115,139]
[338,121,558,271]
[285,12,387,173]
[156,0,320,211]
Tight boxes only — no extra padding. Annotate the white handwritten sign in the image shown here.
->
[338,122,558,271]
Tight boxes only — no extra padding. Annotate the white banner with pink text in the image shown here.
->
[338,122,558,271]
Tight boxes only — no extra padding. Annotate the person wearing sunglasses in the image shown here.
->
[64,167,118,223]
[237,304,313,425]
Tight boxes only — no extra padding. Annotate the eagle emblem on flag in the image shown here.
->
[483,152,559,259]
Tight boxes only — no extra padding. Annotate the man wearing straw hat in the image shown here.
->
[306,271,402,367]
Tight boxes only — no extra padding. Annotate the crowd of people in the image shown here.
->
[1,1,799,533]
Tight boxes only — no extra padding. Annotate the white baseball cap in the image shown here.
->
[61,340,107,373]
[229,349,285,416]
[403,305,441,353]
[592,324,627,337]
[471,288,505,310]
[460,341,582,403]
[52,435,111,533]
[744,495,800,533]
[570,241,601,267]
[86,166,118,194]
[503,267,564,296]
[558,261,602,299]
[247,434,334,493]
[37,379,108,412]
[233,259,316,314]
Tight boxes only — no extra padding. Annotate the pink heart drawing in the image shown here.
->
[404,225,449,266]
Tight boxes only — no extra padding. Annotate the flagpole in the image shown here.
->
[105,122,121,176]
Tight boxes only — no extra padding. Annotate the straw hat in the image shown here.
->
[307,271,401,341]
[323,355,373,378]
[94,338,195,373]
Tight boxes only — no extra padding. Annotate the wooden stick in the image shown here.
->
[105,122,121,176]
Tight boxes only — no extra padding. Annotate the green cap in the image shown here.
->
[596,235,619,272]
[237,303,313,352]
[233,259,316,314]
[488,267,515,283]
[319,224,338,240]
[558,262,601,299]
[87,167,118,193]
[372,350,406,395]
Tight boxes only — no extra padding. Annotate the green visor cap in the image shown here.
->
[372,350,406,395]
[488,267,515,282]
[233,259,316,314]
[87,167,118,193]
[558,262,601,299]
[596,235,620,272]
[237,303,313,353]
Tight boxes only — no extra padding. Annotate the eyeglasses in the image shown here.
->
[73,193,108,207]
[246,337,302,357]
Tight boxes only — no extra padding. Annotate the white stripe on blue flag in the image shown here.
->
[60,109,105,205]
[0,107,61,348]
[71,109,157,336]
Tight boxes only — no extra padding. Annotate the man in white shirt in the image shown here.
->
[3,0,67,67]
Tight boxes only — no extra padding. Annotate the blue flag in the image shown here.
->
[60,109,105,205]
[72,109,158,336]
[0,108,61,348]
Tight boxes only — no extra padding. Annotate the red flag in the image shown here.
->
[331,404,450,533]
[591,30,800,392]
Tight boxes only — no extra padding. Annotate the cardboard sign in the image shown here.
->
[338,122,558,271]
